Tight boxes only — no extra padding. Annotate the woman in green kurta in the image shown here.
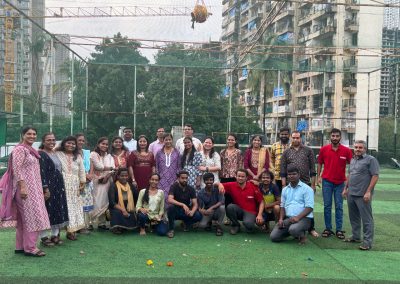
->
[136,173,167,236]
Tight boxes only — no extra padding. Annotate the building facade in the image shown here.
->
[221,0,383,149]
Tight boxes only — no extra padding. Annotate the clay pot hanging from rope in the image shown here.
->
[191,0,211,29]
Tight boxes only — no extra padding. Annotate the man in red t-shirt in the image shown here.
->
[220,169,264,234]
[317,128,352,239]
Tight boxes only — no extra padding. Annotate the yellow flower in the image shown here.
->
[146,259,154,266]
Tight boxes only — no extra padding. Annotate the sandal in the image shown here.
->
[321,229,334,238]
[24,249,46,257]
[66,232,77,241]
[167,230,175,238]
[359,245,371,250]
[216,226,223,236]
[343,238,362,243]
[336,230,345,239]
[111,228,122,235]
[309,230,320,238]
[40,237,55,247]
[50,236,64,245]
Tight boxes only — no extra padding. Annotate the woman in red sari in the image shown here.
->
[128,135,155,191]
[244,135,270,182]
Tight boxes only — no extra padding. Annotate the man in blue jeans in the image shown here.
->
[317,128,352,239]
[167,170,202,238]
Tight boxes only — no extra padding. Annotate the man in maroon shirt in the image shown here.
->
[220,169,264,234]
[317,128,352,239]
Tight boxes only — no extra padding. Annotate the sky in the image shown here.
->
[45,0,223,62]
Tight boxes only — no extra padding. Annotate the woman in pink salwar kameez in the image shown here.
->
[0,127,50,257]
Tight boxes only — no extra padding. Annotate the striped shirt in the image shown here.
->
[270,141,290,181]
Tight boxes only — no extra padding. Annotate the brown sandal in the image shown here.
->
[50,236,64,245]
[40,237,55,247]
[66,232,77,241]
[24,249,46,257]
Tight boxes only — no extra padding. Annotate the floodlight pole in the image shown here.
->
[367,72,370,149]
[274,70,281,143]
[322,71,326,146]
[181,67,186,129]
[85,64,89,131]
[134,65,137,135]
[70,54,74,135]
[394,63,399,157]
[228,72,233,133]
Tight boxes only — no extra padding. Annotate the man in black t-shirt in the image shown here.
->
[167,170,202,238]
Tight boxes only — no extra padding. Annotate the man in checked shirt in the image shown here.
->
[280,131,319,238]
[270,127,290,192]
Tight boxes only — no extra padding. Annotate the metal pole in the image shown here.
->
[19,15,23,127]
[85,64,88,131]
[274,70,281,142]
[181,67,186,129]
[49,38,54,132]
[366,72,370,149]
[70,54,74,135]
[228,72,233,133]
[134,65,137,135]
[322,72,326,146]
[394,63,399,157]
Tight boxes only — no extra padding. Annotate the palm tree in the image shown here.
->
[245,33,292,136]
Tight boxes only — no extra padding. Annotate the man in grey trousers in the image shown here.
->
[343,140,379,250]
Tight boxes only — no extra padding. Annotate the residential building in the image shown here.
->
[0,0,32,113]
[221,0,383,150]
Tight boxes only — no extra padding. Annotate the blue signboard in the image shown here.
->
[297,120,308,131]
[273,88,285,97]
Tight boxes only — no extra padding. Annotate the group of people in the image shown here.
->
[0,123,379,257]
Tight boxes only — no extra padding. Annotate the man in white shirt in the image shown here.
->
[175,124,202,155]
[122,127,137,152]
[149,128,165,156]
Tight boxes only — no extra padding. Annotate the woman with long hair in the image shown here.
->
[56,136,86,241]
[128,135,155,191]
[136,173,167,236]
[90,137,114,230]
[0,127,50,256]
[38,133,69,246]
[155,133,180,204]
[199,136,221,188]
[244,135,270,182]
[75,133,94,232]
[108,168,138,234]
[181,137,203,189]
[219,133,243,183]
[110,136,129,169]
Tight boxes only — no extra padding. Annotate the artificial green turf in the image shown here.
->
[0,168,399,284]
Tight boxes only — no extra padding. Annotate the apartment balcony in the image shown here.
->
[343,79,357,94]
[244,98,260,107]
[240,28,257,41]
[298,5,337,27]
[341,120,356,133]
[309,23,336,40]
[276,21,294,35]
[343,40,358,53]
[345,0,360,11]
[272,8,294,23]
[345,19,359,33]
[342,98,357,112]
[343,59,358,72]
[241,13,260,28]
[310,118,334,131]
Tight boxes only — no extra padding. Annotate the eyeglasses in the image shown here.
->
[183,128,192,131]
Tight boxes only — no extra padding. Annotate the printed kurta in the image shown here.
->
[155,148,180,203]
[39,151,69,228]
[219,148,243,179]
[182,151,202,188]
[12,146,50,232]
[81,149,94,212]
[90,152,114,219]
[57,152,86,233]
